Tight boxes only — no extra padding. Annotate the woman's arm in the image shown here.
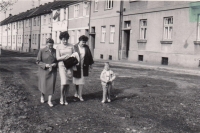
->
[36,50,48,69]
[56,47,70,61]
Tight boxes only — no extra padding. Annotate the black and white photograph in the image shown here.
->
[0,0,200,132]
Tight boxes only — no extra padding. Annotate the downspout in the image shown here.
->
[39,16,41,49]
[118,0,123,60]
[88,0,91,49]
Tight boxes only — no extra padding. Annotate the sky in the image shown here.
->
[0,0,54,21]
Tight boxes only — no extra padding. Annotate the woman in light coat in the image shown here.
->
[36,38,57,107]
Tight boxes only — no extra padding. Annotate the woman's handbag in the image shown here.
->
[63,57,78,69]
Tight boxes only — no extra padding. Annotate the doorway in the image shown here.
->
[123,30,130,58]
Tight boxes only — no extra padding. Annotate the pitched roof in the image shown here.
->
[0,1,78,25]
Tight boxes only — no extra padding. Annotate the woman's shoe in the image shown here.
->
[74,93,79,98]
[79,97,84,102]
[107,99,111,103]
[64,101,68,105]
[41,97,45,103]
[48,101,53,107]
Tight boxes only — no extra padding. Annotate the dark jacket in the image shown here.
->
[73,43,94,78]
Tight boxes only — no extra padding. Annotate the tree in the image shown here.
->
[0,0,18,13]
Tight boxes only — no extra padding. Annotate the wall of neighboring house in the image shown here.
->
[17,20,23,52]
[31,16,41,51]
[40,14,52,49]
[2,25,8,49]
[52,7,68,48]
[122,1,199,68]
[68,1,90,45]
[90,0,121,60]
[11,22,17,50]
[23,18,32,52]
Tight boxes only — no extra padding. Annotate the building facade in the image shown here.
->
[68,1,90,45]
[122,1,199,68]
[90,0,121,60]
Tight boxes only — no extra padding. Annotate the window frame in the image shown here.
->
[94,0,98,12]
[105,0,113,10]
[101,26,106,43]
[139,19,147,40]
[163,16,173,40]
[109,25,115,43]
[74,4,79,18]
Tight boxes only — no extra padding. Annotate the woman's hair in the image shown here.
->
[79,35,88,42]
[46,38,54,44]
[59,31,70,40]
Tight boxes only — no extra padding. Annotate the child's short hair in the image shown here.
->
[104,62,110,66]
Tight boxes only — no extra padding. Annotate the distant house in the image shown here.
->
[68,0,90,45]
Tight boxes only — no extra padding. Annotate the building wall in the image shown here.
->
[23,18,31,52]
[90,0,121,60]
[31,16,41,51]
[11,22,17,50]
[123,1,199,68]
[52,7,68,47]
[17,20,24,51]
[0,26,2,46]
[2,25,8,49]
[7,23,12,50]
[68,1,90,44]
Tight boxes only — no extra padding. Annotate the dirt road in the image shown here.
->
[0,50,200,133]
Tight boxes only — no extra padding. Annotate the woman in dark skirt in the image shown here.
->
[36,38,57,107]
[73,35,94,101]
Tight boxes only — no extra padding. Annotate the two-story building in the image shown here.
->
[122,1,199,68]
[90,0,121,60]
[68,0,90,45]
[52,1,72,48]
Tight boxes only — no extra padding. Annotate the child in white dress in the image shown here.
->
[100,62,116,103]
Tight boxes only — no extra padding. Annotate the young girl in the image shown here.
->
[100,62,116,103]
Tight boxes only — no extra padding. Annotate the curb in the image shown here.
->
[94,59,200,76]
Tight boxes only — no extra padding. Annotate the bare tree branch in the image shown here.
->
[0,0,18,12]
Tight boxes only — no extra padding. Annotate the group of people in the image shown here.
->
[36,31,116,107]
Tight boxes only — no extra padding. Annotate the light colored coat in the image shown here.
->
[100,69,116,86]
[36,47,57,95]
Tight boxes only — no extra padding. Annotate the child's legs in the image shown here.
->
[75,85,79,95]
[102,84,107,101]
[107,84,111,100]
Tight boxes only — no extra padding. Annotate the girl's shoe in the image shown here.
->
[41,97,45,103]
[60,99,64,105]
[79,97,84,102]
[107,99,111,102]
[48,101,53,107]
[101,100,106,103]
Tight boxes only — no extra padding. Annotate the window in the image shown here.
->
[83,2,88,16]
[197,15,200,40]
[34,17,36,26]
[140,19,147,39]
[71,30,75,44]
[38,17,40,26]
[64,8,66,20]
[163,17,173,40]
[106,0,113,9]
[162,57,168,65]
[29,19,31,27]
[42,34,45,44]
[94,0,98,11]
[58,10,60,21]
[138,55,143,61]
[74,4,79,18]
[26,20,28,27]
[124,21,131,28]
[49,14,51,24]
[35,34,37,44]
[43,15,46,25]
[110,25,115,43]
[13,24,15,29]
[55,32,57,43]
[33,34,35,44]
[101,26,106,42]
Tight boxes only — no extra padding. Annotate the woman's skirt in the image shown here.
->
[58,62,72,85]
[73,68,85,85]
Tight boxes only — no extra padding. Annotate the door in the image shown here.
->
[124,30,130,58]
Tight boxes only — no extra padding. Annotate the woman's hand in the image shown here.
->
[45,64,50,68]
[51,63,56,67]
[63,54,70,60]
